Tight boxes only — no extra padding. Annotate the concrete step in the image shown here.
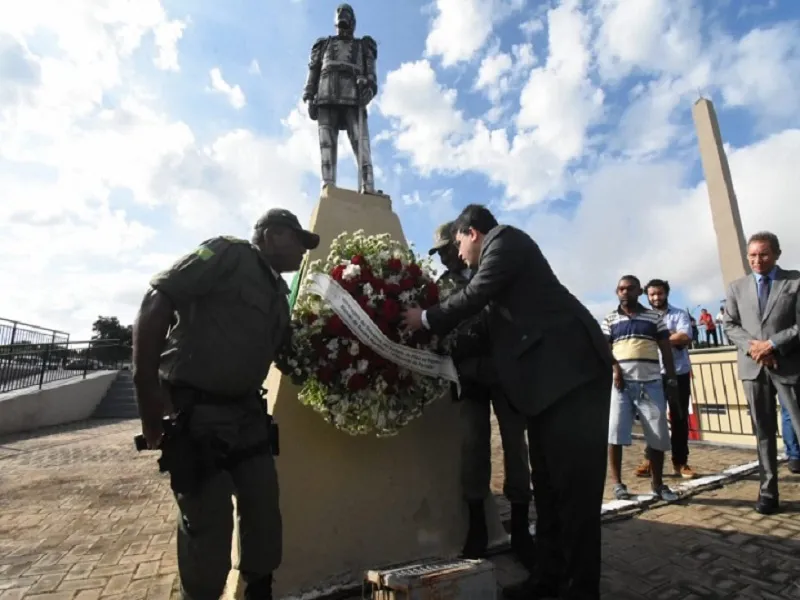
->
[92,372,141,419]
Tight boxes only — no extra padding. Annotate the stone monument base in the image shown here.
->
[224,185,507,598]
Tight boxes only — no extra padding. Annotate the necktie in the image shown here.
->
[757,275,770,315]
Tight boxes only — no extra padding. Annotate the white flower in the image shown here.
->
[357,359,369,373]
[349,342,360,356]
[343,264,361,280]
[363,282,374,297]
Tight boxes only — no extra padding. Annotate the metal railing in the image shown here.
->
[0,338,131,394]
[0,318,70,347]
[689,357,782,439]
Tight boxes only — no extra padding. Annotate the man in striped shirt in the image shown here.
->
[602,275,679,502]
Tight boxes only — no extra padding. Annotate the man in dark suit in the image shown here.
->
[430,222,534,567]
[723,231,800,515]
[403,205,613,600]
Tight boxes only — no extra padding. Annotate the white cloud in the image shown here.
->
[474,43,535,105]
[519,18,544,38]
[209,67,246,109]
[424,0,524,67]
[248,59,261,75]
[153,18,186,71]
[0,2,321,340]
[508,129,800,311]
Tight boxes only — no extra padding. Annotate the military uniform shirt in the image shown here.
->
[150,236,291,397]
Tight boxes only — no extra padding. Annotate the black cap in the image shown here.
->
[254,208,320,250]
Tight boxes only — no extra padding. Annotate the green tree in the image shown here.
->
[91,316,133,364]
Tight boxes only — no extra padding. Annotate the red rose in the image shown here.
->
[310,335,327,354]
[351,255,365,265]
[399,277,415,291]
[398,374,412,389]
[304,313,318,326]
[342,279,359,295]
[387,258,402,272]
[425,282,439,305]
[317,365,335,384]
[331,265,346,281]
[382,298,400,321]
[347,374,368,391]
[406,263,422,279]
[324,315,348,336]
[336,348,354,369]
[383,365,399,385]
[384,283,401,298]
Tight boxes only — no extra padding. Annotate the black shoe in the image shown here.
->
[461,501,488,558]
[788,458,800,474]
[502,576,558,599]
[755,496,780,515]
[509,503,536,571]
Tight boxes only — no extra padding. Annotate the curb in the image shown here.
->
[282,456,771,600]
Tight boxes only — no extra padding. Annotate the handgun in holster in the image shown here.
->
[260,386,280,457]
[134,412,208,495]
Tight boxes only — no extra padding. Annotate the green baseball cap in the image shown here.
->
[428,221,455,255]
[254,208,320,250]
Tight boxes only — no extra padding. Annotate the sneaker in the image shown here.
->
[613,483,630,500]
[654,484,679,502]
[675,464,697,479]
[634,460,651,478]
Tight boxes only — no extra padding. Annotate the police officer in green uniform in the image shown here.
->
[131,208,319,600]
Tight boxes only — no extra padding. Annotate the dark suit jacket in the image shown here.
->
[723,266,800,383]
[426,225,613,416]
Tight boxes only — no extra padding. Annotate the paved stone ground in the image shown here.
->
[489,414,759,522]
[492,472,800,599]
[0,417,797,599]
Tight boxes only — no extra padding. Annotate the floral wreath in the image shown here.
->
[276,231,455,437]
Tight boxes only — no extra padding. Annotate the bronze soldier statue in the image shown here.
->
[302,3,378,194]
[132,209,319,600]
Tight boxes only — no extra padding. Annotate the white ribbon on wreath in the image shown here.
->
[305,272,460,391]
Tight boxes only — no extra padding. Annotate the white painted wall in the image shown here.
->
[0,371,119,436]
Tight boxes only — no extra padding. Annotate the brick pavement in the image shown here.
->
[492,472,800,599]
[0,417,796,599]
[489,413,760,522]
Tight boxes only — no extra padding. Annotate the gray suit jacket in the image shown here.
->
[426,225,613,416]
[723,267,800,383]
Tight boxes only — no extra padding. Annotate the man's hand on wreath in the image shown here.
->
[401,306,423,331]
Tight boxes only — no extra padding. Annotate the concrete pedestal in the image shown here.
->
[225,186,507,598]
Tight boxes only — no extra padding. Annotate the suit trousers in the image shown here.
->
[527,372,611,600]
[743,371,800,500]
[460,382,531,504]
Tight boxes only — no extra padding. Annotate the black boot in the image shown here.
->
[510,503,536,571]
[461,501,488,558]
[244,573,273,600]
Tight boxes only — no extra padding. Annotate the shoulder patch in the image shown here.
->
[195,246,215,261]
[312,36,329,50]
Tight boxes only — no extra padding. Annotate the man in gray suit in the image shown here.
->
[724,231,800,515]
[403,204,613,600]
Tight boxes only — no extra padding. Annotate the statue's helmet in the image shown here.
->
[335,3,356,31]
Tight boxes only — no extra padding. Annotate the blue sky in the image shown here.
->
[1,0,799,339]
